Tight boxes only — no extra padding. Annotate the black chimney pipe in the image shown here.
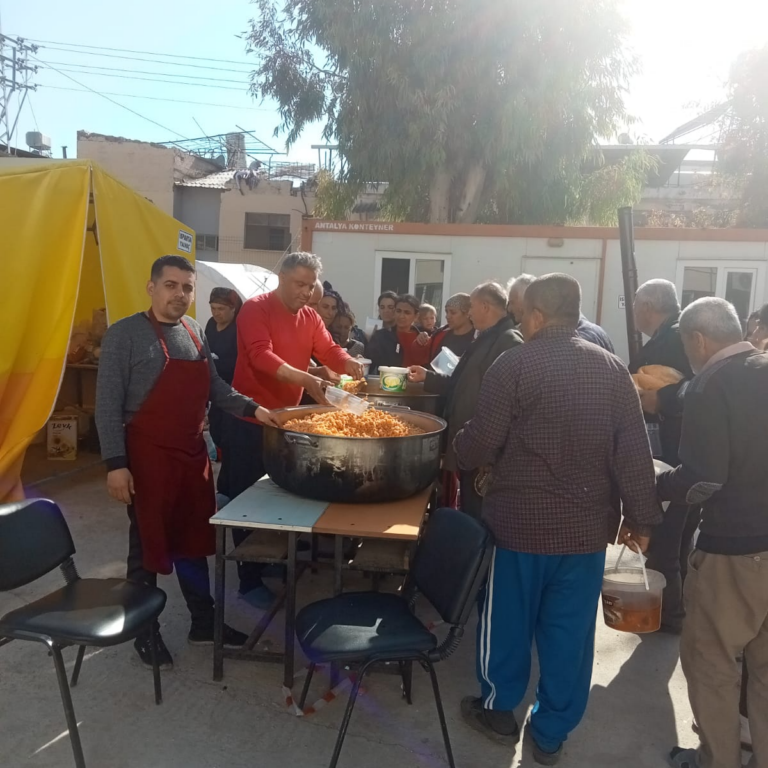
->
[618,206,643,365]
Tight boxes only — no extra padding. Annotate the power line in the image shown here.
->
[27,92,39,131]
[13,35,256,67]
[30,55,189,143]
[32,44,254,73]
[39,59,248,85]
[37,65,249,92]
[39,83,272,112]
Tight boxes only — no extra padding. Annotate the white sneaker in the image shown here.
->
[741,715,752,750]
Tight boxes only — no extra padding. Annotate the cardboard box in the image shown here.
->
[47,414,78,461]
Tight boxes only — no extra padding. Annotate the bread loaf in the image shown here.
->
[632,373,667,391]
[639,365,685,386]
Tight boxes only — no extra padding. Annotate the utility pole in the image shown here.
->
[0,27,39,153]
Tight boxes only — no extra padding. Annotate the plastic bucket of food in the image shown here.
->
[379,366,408,392]
[601,544,666,634]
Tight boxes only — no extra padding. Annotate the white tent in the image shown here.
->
[195,261,278,327]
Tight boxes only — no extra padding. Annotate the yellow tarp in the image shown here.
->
[0,160,195,502]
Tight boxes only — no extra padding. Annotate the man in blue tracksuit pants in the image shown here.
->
[456,274,663,764]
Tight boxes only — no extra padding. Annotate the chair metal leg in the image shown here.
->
[400,660,413,705]
[328,661,373,768]
[70,646,86,687]
[149,624,163,705]
[425,659,455,768]
[51,644,86,768]
[298,663,316,710]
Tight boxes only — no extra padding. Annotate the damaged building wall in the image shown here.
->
[217,179,314,269]
[77,132,221,215]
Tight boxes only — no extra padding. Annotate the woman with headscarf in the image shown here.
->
[428,293,475,359]
[205,288,243,448]
[331,309,366,358]
[319,281,367,350]
[317,287,342,329]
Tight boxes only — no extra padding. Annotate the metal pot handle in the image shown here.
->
[379,404,412,411]
[284,432,320,448]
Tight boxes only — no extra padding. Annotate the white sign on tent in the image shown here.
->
[194,261,279,327]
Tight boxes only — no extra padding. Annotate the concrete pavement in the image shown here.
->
[0,465,698,768]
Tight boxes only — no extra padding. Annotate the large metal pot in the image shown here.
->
[262,405,447,503]
[359,376,440,414]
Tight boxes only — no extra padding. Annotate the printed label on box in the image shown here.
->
[47,415,78,461]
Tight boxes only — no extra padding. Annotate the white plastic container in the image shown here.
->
[379,366,408,392]
[364,317,381,338]
[324,385,370,415]
[431,347,460,376]
[602,544,666,634]
[357,358,372,377]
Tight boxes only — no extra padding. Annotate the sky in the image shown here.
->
[2,0,768,164]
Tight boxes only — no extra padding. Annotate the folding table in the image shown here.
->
[210,479,433,688]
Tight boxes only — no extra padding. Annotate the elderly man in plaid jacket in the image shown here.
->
[457,273,662,764]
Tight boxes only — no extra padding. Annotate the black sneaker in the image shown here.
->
[524,720,563,766]
[187,624,248,648]
[134,632,173,671]
[460,696,520,745]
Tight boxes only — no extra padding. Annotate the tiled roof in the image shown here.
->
[176,170,234,189]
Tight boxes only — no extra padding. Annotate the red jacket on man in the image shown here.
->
[232,291,350,411]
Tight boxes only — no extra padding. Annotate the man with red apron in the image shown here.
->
[96,255,277,670]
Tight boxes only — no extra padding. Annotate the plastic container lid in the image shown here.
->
[603,567,666,592]
[379,366,408,374]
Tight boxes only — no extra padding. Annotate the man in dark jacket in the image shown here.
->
[631,279,698,633]
[576,314,615,352]
[408,281,523,518]
[657,297,768,768]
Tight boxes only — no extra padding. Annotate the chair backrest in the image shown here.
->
[410,507,493,627]
[0,499,76,590]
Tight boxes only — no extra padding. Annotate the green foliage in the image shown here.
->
[312,170,360,220]
[640,208,738,228]
[574,151,657,226]
[476,150,654,226]
[721,45,768,227]
[248,0,637,223]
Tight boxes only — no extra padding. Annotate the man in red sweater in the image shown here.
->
[218,252,363,607]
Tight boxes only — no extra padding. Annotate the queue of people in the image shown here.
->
[93,250,767,768]
[408,283,522,516]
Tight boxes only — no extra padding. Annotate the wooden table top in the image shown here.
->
[210,480,433,541]
[312,486,433,540]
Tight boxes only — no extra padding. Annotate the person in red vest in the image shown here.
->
[96,255,278,671]
[218,252,364,607]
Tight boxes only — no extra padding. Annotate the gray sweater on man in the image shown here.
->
[95,312,257,471]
